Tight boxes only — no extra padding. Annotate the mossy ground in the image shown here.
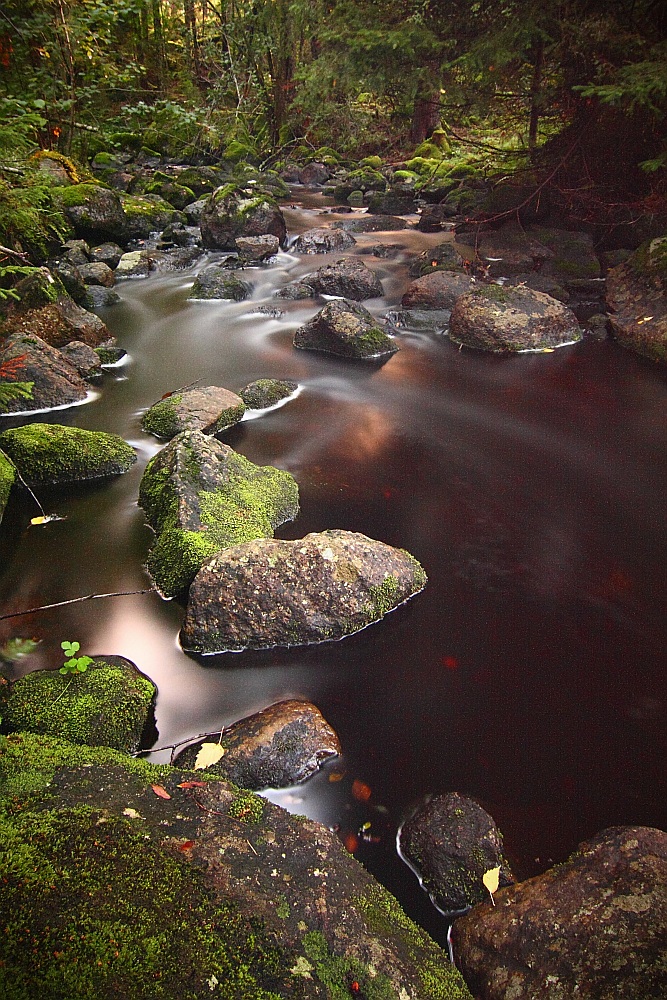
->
[3,658,155,753]
[0,423,136,485]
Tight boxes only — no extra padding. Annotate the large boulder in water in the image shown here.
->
[187,264,252,301]
[138,430,299,598]
[0,333,90,413]
[452,825,667,999]
[303,256,383,300]
[141,385,246,439]
[292,227,356,254]
[200,183,287,250]
[398,792,514,915]
[174,699,341,789]
[0,423,136,486]
[401,270,475,309]
[180,528,427,654]
[606,236,667,362]
[294,298,397,360]
[449,285,582,352]
[0,731,473,999]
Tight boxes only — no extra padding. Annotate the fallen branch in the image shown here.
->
[0,588,158,621]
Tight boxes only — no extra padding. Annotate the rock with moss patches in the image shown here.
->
[3,656,155,753]
[452,825,667,999]
[89,242,124,269]
[292,227,357,254]
[119,192,181,239]
[399,793,515,915]
[606,236,667,363]
[0,731,473,999]
[141,385,246,439]
[0,333,89,413]
[449,285,582,352]
[56,182,127,242]
[0,423,136,485]
[46,259,89,304]
[409,242,466,279]
[11,267,67,311]
[188,264,252,301]
[181,528,427,654]
[303,256,383,300]
[175,699,341,789]
[366,189,418,216]
[138,429,299,598]
[239,378,298,409]
[402,270,475,309]
[294,298,397,360]
[333,215,410,233]
[59,340,103,378]
[0,449,15,524]
[200,184,287,250]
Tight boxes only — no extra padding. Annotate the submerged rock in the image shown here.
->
[180,528,427,654]
[2,656,155,754]
[141,386,246,439]
[606,236,667,362]
[0,423,136,485]
[294,298,397,360]
[449,284,582,352]
[138,429,299,598]
[452,825,667,999]
[239,378,298,409]
[200,183,287,250]
[303,256,383,300]
[398,792,514,915]
[174,699,341,789]
[0,333,89,412]
[292,227,357,254]
[0,732,473,999]
[187,264,252,301]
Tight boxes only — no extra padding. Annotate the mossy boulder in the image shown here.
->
[0,423,136,485]
[119,193,181,239]
[138,430,299,598]
[366,189,418,216]
[175,165,228,197]
[294,298,397,360]
[0,731,473,999]
[11,267,67,311]
[332,215,409,233]
[606,236,667,362]
[0,333,89,413]
[141,385,246,439]
[200,184,287,251]
[0,448,15,523]
[2,656,155,753]
[188,264,252,301]
[239,378,298,409]
[449,285,582,353]
[408,242,466,279]
[56,183,127,242]
[180,528,427,654]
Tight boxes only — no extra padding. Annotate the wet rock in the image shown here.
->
[235,234,279,262]
[299,161,331,187]
[303,256,383,300]
[174,700,341,789]
[0,732,473,999]
[449,285,582,352]
[408,242,466,279]
[333,214,410,233]
[529,226,601,282]
[239,378,298,409]
[401,270,475,309]
[386,308,451,332]
[57,183,127,242]
[120,193,181,239]
[294,298,397,360]
[188,265,252,301]
[398,793,514,915]
[1,299,110,352]
[180,528,427,654]
[59,340,104,378]
[183,198,208,224]
[274,280,315,300]
[89,242,124,269]
[158,220,200,248]
[9,267,66,312]
[585,312,611,340]
[2,656,155,754]
[61,239,91,267]
[138,430,299,598]
[0,423,136,485]
[455,224,554,278]
[85,285,122,308]
[418,204,457,232]
[0,333,89,412]
[505,272,570,302]
[95,345,127,365]
[46,260,89,304]
[366,190,418,216]
[606,237,667,362]
[78,261,116,287]
[141,385,246,439]
[452,825,667,1000]
[115,250,155,278]
[200,184,287,250]
[292,227,357,254]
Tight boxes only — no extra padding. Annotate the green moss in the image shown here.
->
[301,930,394,999]
[239,379,297,409]
[141,394,183,439]
[0,424,136,486]
[228,789,264,824]
[57,182,105,209]
[0,448,16,519]
[31,150,82,184]
[355,325,396,356]
[146,527,219,596]
[0,804,287,999]
[3,659,155,753]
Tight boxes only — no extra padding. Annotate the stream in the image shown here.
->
[1,192,666,948]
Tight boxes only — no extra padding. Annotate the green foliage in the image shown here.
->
[60,641,93,676]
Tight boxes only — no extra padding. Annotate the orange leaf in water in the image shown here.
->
[151,784,171,799]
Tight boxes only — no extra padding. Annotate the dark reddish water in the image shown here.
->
[1,195,665,947]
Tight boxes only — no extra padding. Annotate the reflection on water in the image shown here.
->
[1,194,666,947]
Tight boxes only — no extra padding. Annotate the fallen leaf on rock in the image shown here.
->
[151,784,171,799]
[177,780,208,788]
[482,865,501,905]
[194,742,226,770]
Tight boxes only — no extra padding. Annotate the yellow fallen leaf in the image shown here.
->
[482,865,501,905]
[194,742,225,770]
[541,348,555,353]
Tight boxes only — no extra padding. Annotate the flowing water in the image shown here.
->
[1,193,666,947]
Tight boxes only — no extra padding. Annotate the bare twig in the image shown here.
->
[0,589,158,621]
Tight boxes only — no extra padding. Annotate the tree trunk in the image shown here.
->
[151,0,165,90]
[528,36,544,158]
[410,70,441,145]
[183,0,202,84]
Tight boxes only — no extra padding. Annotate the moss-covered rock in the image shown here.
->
[0,447,16,523]
[0,423,136,485]
[294,298,397,360]
[200,184,287,250]
[141,386,246,439]
[2,656,155,753]
[119,193,181,239]
[449,284,582,353]
[56,183,127,242]
[187,265,252,301]
[0,731,473,999]
[138,430,299,597]
[238,378,298,409]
